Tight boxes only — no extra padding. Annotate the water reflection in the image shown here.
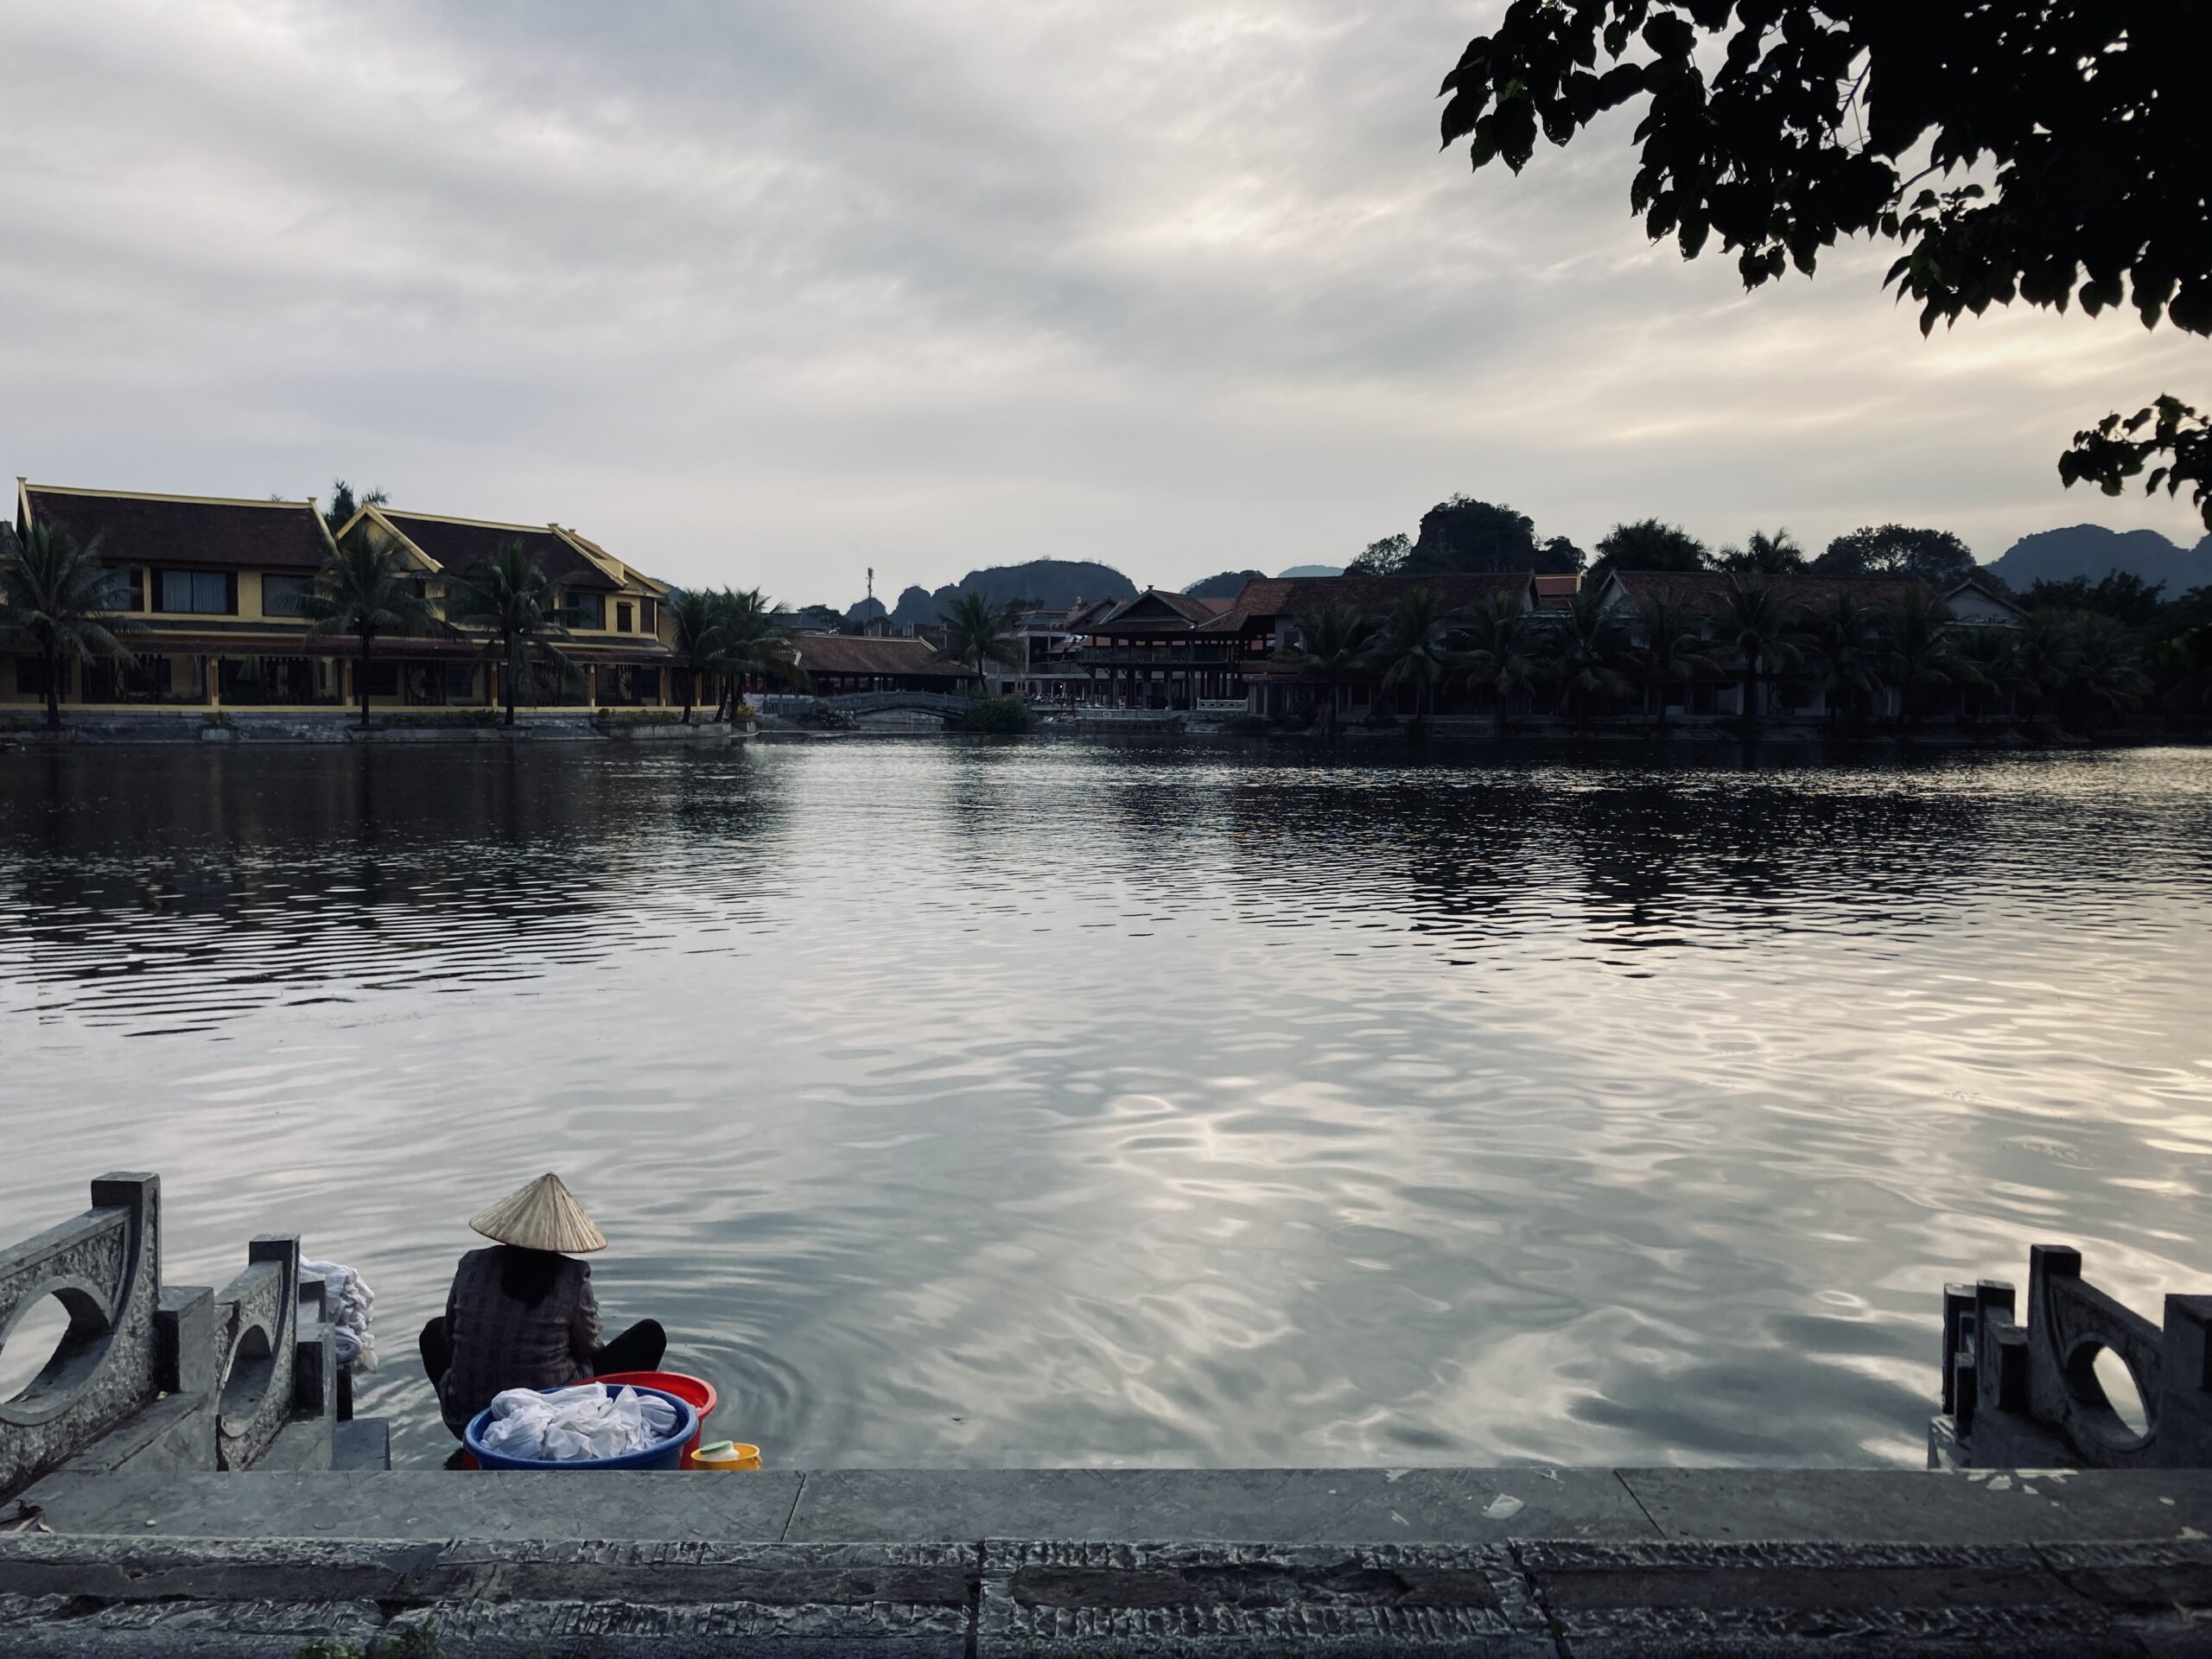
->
[1,739,2206,1471]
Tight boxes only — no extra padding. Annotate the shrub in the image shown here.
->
[963,694,1033,734]
[595,708,680,725]
[1218,712,1272,734]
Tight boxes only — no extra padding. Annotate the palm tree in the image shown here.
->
[2012,609,2075,726]
[1548,586,1630,728]
[1363,587,1457,730]
[294,523,438,728]
[713,588,810,715]
[1945,626,2025,727]
[439,537,575,728]
[2150,623,2212,723]
[2059,612,2152,737]
[1714,527,1809,575]
[0,523,139,728]
[1461,592,1544,739]
[664,588,728,724]
[1623,582,1714,736]
[938,591,1020,695]
[1272,601,1367,734]
[1713,575,1804,734]
[1883,586,1958,729]
[1802,590,1884,729]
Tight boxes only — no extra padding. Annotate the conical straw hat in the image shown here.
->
[470,1173,607,1254]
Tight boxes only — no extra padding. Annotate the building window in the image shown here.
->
[97,567,143,611]
[361,662,400,697]
[560,592,605,630]
[639,599,656,637]
[261,574,312,617]
[442,664,476,700]
[616,601,634,633]
[156,569,237,615]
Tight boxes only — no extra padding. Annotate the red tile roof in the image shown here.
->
[22,486,334,571]
[1604,571,1933,613]
[1200,571,1535,632]
[788,634,979,679]
[375,511,625,593]
[1102,588,1224,626]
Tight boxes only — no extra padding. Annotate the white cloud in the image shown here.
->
[0,0,2199,601]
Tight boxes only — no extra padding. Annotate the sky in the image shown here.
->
[0,1,2202,605]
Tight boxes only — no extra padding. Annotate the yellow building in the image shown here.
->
[337,505,677,709]
[3,482,682,716]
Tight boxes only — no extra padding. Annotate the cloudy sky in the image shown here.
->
[1,2,2201,602]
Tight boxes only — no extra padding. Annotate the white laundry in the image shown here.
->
[302,1258,378,1375]
[478,1384,679,1462]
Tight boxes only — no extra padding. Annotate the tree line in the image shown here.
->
[1344,503,1988,591]
[1274,575,2209,741]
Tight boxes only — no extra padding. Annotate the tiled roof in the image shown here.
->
[22,485,334,571]
[1943,576,2028,618]
[371,511,625,592]
[1200,571,1535,632]
[1102,588,1222,627]
[1605,571,1932,613]
[789,634,980,678]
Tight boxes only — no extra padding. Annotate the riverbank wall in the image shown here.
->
[6,1174,2210,1653]
[0,713,751,745]
[6,1465,2212,1656]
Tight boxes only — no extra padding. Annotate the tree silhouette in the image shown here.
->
[1440,2,2212,528]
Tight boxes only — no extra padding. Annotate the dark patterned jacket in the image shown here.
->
[435,1246,601,1433]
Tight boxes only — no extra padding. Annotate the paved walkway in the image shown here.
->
[6,1465,2210,1654]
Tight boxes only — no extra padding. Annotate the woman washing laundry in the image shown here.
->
[419,1173,667,1439]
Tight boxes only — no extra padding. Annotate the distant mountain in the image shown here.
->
[1184,569,1267,600]
[886,559,1138,628]
[843,595,888,627]
[1277,563,1343,579]
[1986,525,2211,594]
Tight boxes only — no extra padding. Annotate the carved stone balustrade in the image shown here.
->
[1933,1243,2212,1469]
[0,1173,369,1501]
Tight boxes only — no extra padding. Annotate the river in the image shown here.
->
[1,738,2207,1470]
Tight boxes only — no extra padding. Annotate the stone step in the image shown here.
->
[2,1533,2207,1656]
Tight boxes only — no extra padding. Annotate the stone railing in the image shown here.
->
[0,1174,353,1500]
[1933,1243,2212,1469]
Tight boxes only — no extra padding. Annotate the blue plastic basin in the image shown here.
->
[463,1382,698,1471]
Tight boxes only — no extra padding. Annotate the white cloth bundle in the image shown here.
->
[478,1384,679,1462]
[301,1257,377,1375]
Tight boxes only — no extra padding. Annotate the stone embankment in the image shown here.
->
[5,1175,2209,1654]
[5,1465,2211,1656]
[0,714,747,745]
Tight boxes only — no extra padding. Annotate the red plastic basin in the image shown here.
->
[595,1370,719,1469]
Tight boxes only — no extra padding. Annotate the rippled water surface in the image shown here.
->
[3,739,2208,1469]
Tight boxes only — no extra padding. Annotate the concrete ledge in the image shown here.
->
[785,1466,1647,1544]
[22,1465,2212,1547]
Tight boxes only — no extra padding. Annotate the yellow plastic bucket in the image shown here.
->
[693,1440,762,1471]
